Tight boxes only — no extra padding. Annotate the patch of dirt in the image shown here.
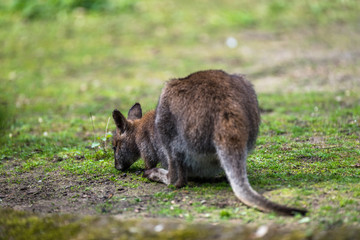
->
[0,158,238,218]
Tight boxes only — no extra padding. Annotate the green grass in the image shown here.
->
[0,0,360,235]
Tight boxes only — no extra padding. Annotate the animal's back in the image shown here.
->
[156,70,260,153]
[148,70,306,215]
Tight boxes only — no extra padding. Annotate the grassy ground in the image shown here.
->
[1,0,360,238]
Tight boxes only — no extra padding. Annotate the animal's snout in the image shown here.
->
[114,153,124,171]
[114,156,130,171]
[114,163,123,171]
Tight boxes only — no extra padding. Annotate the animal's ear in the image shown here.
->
[127,103,142,120]
[113,109,128,133]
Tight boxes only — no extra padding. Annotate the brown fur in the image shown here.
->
[112,70,307,216]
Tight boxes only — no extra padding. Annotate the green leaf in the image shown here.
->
[298,217,311,224]
[91,142,100,148]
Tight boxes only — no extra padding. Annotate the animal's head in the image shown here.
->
[112,103,142,171]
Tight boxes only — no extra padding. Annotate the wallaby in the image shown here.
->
[112,70,307,216]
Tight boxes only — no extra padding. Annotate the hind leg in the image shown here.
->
[155,98,188,188]
[167,152,188,188]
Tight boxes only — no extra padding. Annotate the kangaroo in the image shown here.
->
[112,70,307,216]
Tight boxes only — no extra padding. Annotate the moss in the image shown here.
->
[1,208,360,240]
[219,210,232,219]
[0,208,82,240]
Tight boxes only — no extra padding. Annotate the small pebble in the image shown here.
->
[154,224,164,232]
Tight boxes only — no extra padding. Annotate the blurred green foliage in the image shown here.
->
[0,93,14,143]
[2,0,137,19]
[0,98,9,135]
[0,0,359,27]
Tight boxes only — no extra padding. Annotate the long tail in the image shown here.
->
[216,146,307,216]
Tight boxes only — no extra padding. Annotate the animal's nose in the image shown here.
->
[114,162,123,171]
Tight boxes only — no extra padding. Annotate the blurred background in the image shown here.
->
[0,0,359,138]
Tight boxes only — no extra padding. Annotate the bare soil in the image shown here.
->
[0,156,238,217]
